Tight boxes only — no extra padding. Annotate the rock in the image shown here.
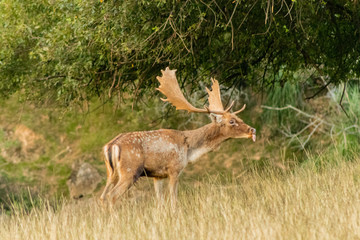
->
[67,162,101,199]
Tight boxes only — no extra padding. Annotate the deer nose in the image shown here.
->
[249,128,256,134]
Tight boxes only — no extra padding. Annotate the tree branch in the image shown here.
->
[339,81,350,119]
[305,79,332,100]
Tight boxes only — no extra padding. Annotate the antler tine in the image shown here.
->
[206,78,224,112]
[232,104,246,115]
[156,67,208,113]
[224,100,235,112]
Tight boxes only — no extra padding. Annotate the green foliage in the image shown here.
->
[331,82,360,155]
[262,81,304,127]
[0,0,359,105]
[260,80,359,159]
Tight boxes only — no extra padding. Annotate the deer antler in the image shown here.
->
[156,67,245,115]
[206,79,238,113]
[233,104,246,114]
[206,78,224,112]
[224,101,235,112]
[156,67,208,113]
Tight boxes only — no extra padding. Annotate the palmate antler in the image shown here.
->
[206,78,224,112]
[156,67,246,115]
[156,68,209,113]
[206,78,238,113]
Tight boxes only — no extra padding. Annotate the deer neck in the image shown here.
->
[184,123,227,163]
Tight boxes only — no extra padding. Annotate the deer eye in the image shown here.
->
[229,119,236,125]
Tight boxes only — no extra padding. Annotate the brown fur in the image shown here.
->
[100,67,255,207]
[100,112,254,206]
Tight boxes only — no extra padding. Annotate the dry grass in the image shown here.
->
[1,155,360,240]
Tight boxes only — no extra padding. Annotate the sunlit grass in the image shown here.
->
[1,153,359,240]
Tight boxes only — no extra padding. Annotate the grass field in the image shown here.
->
[1,151,359,240]
[0,84,359,239]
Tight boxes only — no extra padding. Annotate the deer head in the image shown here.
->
[156,67,256,142]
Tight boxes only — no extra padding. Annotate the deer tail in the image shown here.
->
[103,144,121,175]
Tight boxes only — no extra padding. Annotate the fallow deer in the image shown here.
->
[100,67,256,206]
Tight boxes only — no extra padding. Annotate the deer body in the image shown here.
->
[100,68,256,206]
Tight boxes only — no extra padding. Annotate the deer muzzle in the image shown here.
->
[250,128,256,142]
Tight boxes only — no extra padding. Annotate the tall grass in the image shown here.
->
[1,151,359,240]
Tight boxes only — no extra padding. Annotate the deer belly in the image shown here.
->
[141,150,186,178]
[140,167,168,178]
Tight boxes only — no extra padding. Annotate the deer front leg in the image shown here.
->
[168,174,179,209]
[154,178,165,201]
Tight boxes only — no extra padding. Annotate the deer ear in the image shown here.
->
[210,113,223,123]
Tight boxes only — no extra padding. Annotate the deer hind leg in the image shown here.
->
[100,144,120,203]
[99,171,118,203]
[108,175,136,204]
[154,178,165,201]
[108,166,143,204]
